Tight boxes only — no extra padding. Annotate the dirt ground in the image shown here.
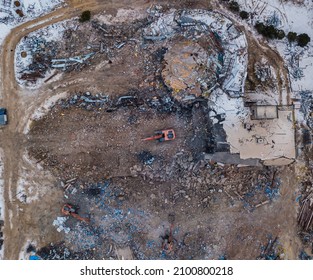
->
[27,102,206,180]
[0,0,309,260]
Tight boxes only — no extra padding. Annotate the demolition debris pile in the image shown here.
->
[14,8,248,98]
[36,154,282,260]
[143,9,248,100]
[14,20,77,87]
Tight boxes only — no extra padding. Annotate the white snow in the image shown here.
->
[237,0,313,91]
[210,89,295,163]
[0,0,64,46]
[0,149,4,219]
[23,91,68,134]
[31,91,68,120]
[95,7,147,25]
[16,152,55,204]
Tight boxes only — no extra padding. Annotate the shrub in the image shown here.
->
[229,1,240,12]
[276,29,285,40]
[239,11,249,20]
[297,33,311,47]
[287,32,297,42]
[255,22,285,40]
[79,10,91,22]
[263,25,277,39]
[255,22,265,34]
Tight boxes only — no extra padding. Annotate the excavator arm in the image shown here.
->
[142,134,163,141]
[71,212,90,223]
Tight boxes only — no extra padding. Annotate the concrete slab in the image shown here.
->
[210,90,296,165]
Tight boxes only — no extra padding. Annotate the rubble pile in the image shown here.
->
[36,242,96,260]
[285,44,305,80]
[254,61,272,83]
[34,152,282,260]
[14,8,249,102]
[131,152,280,210]
[58,92,109,110]
[143,9,248,99]
[300,91,313,131]
[24,5,302,260]
[16,36,59,83]
[257,235,283,260]
[56,179,159,259]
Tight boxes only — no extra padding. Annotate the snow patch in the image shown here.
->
[210,89,295,162]
[16,152,55,204]
[53,216,70,234]
[237,0,313,91]
[95,8,147,25]
[0,0,64,46]
[24,91,68,134]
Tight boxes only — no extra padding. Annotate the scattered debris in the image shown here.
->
[299,250,312,260]
[298,192,313,231]
[257,236,281,260]
[53,217,70,234]
[137,151,155,165]
[51,52,95,71]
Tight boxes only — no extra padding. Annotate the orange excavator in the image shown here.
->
[143,129,176,142]
[62,204,90,223]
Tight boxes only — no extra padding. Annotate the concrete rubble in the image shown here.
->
[53,217,70,234]
[143,9,248,99]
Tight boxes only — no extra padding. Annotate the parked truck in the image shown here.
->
[0,108,7,125]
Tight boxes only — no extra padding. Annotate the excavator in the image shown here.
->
[62,204,90,223]
[143,129,176,142]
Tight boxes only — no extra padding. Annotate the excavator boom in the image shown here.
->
[71,212,90,223]
[143,134,163,141]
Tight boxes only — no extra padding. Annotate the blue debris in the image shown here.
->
[299,251,312,260]
[264,186,280,199]
[146,240,156,249]
[29,255,41,260]
[296,195,302,202]
[218,254,227,260]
